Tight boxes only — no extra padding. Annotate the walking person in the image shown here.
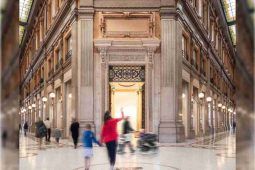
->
[54,128,62,145]
[100,108,124,170]
[44,117,51,142]
[121,116,135,153]
[19,123,22,134]
[82,124,101,170]
[233,121,236,133]
[35,117,47,149]
[70,118,80,149]
[23,121,28,137]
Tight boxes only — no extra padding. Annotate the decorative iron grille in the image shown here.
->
[109,65,145,82]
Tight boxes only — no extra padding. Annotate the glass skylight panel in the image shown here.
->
[19,0,33,44]
[222,0,236,22]
[19,25,25,43]
[229,25,236,45]
[19,0,33,23]
[221,0,236,45]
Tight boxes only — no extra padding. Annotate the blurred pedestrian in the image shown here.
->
[121,116,135,153]
[101,108,124,170]
[23,121,28,136]
[2,130,7,147]
[44,117,51,142]
[233,121,236,133]
[70,118,80,149]
[82,124,101,170]
[35,117,47,149]
[54,128,62,145]
[19,123,22,134]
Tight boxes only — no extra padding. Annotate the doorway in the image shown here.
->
[109,82,144,133]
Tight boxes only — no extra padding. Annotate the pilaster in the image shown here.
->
[71,9,95,130]
[159,13,185,143]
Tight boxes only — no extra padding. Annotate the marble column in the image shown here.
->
[159,14,185,143]
[71,10,95,130]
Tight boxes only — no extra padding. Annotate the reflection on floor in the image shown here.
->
[20,132,235,170]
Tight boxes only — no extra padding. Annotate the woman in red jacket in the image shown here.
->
[101,108,124,170]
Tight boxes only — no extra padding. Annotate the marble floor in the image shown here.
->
[19,132,235,170]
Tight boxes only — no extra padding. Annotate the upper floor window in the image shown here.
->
[56,0,60,11]
[41,67,44,79]
[58,49,62,61]
[47,2,52,29]
[215,32,219,50]
[211,23,215,42]
[192,49,198,68]
[48,59,52,71]
[182,35,188,59]
[202,1,208,28]
[201,57,205,71]
[66,35,71,52]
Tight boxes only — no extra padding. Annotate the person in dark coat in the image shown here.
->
[70,118,80,149]
[23,121,29,137]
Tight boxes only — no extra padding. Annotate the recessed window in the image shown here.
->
[66,35,71,52]
[182,35,188,59]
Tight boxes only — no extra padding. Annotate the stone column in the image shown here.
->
[71,9,94,130]
[159,13,185,143]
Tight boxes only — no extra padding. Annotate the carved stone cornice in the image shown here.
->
[95,39,160,64]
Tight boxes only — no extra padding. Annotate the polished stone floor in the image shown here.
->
[20,132,235,170]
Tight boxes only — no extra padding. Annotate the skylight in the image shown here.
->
[221,0,236,45]
[222,0,236,22]
[19,0,33,43]
[19,26,25,44]
[228,25,236,45]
